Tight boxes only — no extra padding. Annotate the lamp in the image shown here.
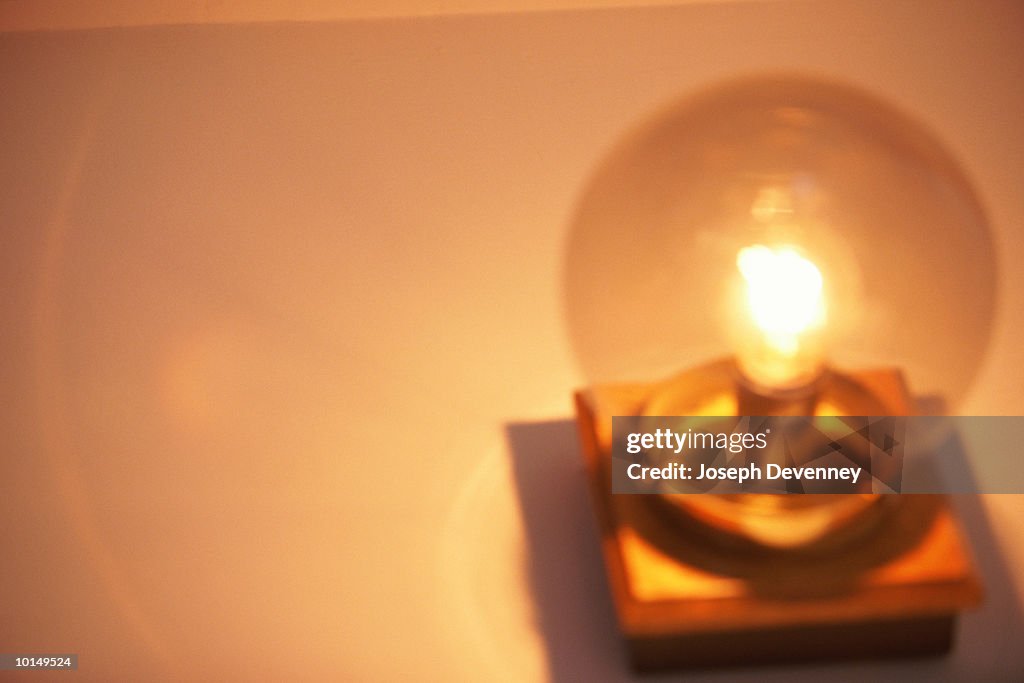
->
[568,75,988,670]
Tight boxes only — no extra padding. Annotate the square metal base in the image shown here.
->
[575,366,982,672]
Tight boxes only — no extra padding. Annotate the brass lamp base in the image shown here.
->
[574,364,982,672]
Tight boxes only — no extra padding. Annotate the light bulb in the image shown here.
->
[734,243,827,394]
[565,74,996,551]
[565,75,995,410]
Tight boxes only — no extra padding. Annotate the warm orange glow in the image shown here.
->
[735,244,827,391]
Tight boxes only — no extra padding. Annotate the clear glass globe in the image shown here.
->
[565,75,996,549]
[564,74,995,408]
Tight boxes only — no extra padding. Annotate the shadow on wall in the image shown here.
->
[505,419,629,682]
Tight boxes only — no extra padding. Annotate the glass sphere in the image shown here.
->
[564,74,995,408]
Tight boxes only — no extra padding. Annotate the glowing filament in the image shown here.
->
[734,244,827,391]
